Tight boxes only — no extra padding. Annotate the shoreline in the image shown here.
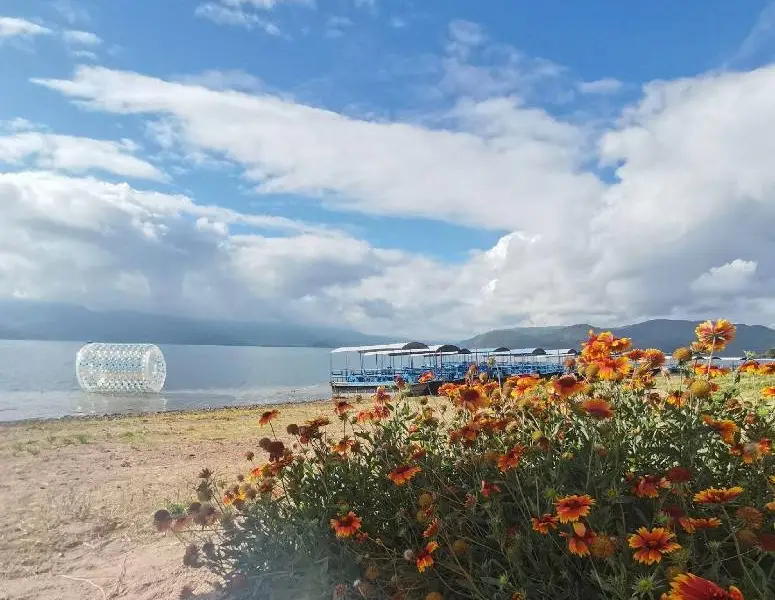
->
[0,396,334,427]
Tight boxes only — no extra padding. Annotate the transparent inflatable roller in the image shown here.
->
[76,343,167,394]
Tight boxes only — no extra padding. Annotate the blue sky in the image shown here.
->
[2,0,775,337]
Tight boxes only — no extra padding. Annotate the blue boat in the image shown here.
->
[329,342,575,395]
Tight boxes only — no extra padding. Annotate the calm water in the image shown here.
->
[0,340,333,421]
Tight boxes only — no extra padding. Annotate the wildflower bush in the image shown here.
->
[157,320,775,600]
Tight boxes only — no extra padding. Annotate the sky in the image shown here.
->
[2,0,775,340]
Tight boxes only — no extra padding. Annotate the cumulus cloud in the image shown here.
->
[2,17,774,338]
[579,78,623,94]
[0,132,167,181]
[0,170,376,321]
[0,16,52,38]
[31,60,775,336]
[691,260,758,295]
[62,29,102,46]
[33,66,601,235]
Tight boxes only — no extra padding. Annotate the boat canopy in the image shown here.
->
[361,343,464,357]
[509,347,547,356]
[544,348,578,356]
[471,347,510,354]
[331,342,428,354]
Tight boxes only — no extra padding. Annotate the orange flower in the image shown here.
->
[596,356,632,381]
[438,382,458,397]
[666,466,693,484]
[739,360,760,374]
[555,494,596,523]
[694,486,744,504]
[418,371,435,383]
[669,347,690,362]
[666,390,688,407]
[663,573,743,600]
[759,533,775,551]
[758,363,775,375]
[330,512,362,538]
[560,522,595,557]
[762,386,775,398]
[678,517,721,534]
[633,475,670,499]
[332,437,355,456]
[356,409,376,423]
[372,403,391,419]
[694,364,730,378]
[455,385,491,412]
[531,514,559,535]
[422,518,439,538]
[582,331,631,359]
[552,375,586,397]
[258,409,280,426]
[388,465,422,486]
[508,374,541,396]
[695,319,736,352]
[580,398,614,419]
[497,445,525,473]
[589,534,617,559]
[729,439,772,463]
[374,386,391,403]
[480,480,501,498]
[415,541,439,573]
[736,506,763,530]
[642,349,666,368]
[334,400,354,415]
[701,415,738,445]
[627,527,680,565]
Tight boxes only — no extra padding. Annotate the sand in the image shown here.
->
[0,402,332,600]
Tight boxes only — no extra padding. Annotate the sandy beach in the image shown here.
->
[0,401,332,600]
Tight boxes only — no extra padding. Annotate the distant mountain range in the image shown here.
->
[0,299,384,348]
[461,319,775,356]
[3,300,774,356]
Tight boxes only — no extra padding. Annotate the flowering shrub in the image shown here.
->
[157,320,775,599]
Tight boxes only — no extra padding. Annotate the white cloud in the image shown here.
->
[0,16,52,38]
[0,170,400,324]
[579,78,623,94]
[7,24,775,336]
[177,69,265,92]
[691,260,758,294]
[28,61,775,334]
[0,132,167,181]
[727,0,775,68]
[33,66,601,234]
[70,49,98,60]
[63,29,102,46]
[221,0,313,8]
[1,118,38,132]
[52,0,91,25]
[195,3,282,35]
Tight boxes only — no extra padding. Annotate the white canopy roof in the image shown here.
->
[331,342,428,354]
[361,343,463,357]
[509,347,547,356]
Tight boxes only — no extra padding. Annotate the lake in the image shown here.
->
[0,340,334,421]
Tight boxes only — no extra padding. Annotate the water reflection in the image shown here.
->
[73,393,168,416]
